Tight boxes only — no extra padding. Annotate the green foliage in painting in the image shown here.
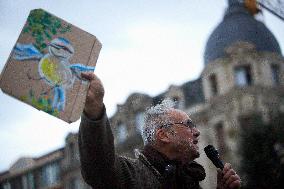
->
[20,89,59,116]
[23,9,71,52]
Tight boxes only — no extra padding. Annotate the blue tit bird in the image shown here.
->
[38,37,75,111]
[13,37,95,112]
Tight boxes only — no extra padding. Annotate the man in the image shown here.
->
[79,72,241,189]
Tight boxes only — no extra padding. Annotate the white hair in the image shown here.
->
[142,99,175,145]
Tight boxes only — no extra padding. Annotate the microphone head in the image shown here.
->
[204,145,219,159]
[204,145,224,169]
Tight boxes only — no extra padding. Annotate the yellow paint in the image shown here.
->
[41,58,61,84]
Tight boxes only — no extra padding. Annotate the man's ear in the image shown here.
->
[156,129,171,143]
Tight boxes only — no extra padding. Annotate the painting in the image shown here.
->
[0,9,102,123]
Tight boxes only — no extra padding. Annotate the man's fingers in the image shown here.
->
[223,163,232,173]
[229,180,241,189]
[217,163,241,189]
[225,174,240,187]
[86,89,95,100]
[81,72,104,95]
[217,168,223,179]
[223,169,236,180]
[81,72,96,81]
[217,169,225,188]
[81,72,105,120]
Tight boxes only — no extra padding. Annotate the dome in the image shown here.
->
[204,1,282,65]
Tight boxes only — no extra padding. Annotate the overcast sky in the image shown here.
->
[0,0,283,172]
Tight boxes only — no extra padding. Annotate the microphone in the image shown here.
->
[204,145,224,170]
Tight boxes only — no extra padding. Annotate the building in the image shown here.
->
[1,0,283,188]
[0,133,90,189]
[110,0,284,188]
[0,148,64,189]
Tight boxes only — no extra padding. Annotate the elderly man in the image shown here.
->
[79,72,241,189]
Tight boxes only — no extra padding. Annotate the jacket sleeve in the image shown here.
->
[78,106,123,188]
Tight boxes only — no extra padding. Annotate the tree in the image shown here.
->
[239,113,284,189]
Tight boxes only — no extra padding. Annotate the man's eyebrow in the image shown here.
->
[186,116,193,121]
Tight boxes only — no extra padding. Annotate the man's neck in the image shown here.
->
[151,144,194,165]
[151,144,179,162]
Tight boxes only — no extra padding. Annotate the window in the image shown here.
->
[172,97,181,108]
[215,123,226,158]
[22,175,28,189]
[22,173,34,189]
[40,162,60,187]
[234,65,252,86]
[70,142,75,160]
[209,74,218,95]
[117,123,127,143]
[10,177,21,189]
[27,173,35,189]
[135,112,145,134]
[69,142,78,162]
[70,177,81,189]
[271,64,280,85]
[2,182,11,189]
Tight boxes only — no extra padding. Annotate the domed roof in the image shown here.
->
[204,0,282,65]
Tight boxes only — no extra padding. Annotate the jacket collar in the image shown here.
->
[140,145,206,182]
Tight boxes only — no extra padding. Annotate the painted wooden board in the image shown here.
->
[0,9,102,123]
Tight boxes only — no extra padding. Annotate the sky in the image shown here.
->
[0,0,284,172]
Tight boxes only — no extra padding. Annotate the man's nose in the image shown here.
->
[192,127,200,137]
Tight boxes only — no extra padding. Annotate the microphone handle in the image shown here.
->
[212,157,224,170]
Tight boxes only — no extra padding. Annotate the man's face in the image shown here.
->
[165,109,200,162]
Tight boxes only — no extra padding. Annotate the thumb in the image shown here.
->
[217,169,224,189]
[81,72,95,81]
[217,168,223,179]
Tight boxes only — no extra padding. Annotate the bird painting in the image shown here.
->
[13,37,95,112]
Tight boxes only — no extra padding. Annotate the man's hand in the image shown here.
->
[217,163,241,189]
[81,72,105,120]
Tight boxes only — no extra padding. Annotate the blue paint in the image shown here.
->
[70,64,96,80]
[70,64,95,72]
[58,37,70,44]
[13,43,43,60]
[12,39,95,114]
[52,86,65,111]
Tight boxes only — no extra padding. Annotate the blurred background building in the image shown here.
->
[1,0,283,188]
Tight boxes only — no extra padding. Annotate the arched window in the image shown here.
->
[215,122,227,158]
[209,74,218,96]
[117,123,127,143]
[271,64,280,85]
[40,162,60,187]
[234,65,252,86]
[171,97,181,108]
[21,173,34,189]
[69,177,82,189]
[2,182,11,189]
[135,112,145,134]
[69,142,78,162]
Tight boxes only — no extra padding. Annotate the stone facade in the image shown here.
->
[0,149,64,189]
[110,93,152,156]
[1,41,282,188]
[0,133,91,189]
[108,41,284,188]
[200,41,284,188]
[1,1,283,189]
[61,133,89,189]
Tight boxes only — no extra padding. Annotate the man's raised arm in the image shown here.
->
[78,72,118,188]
